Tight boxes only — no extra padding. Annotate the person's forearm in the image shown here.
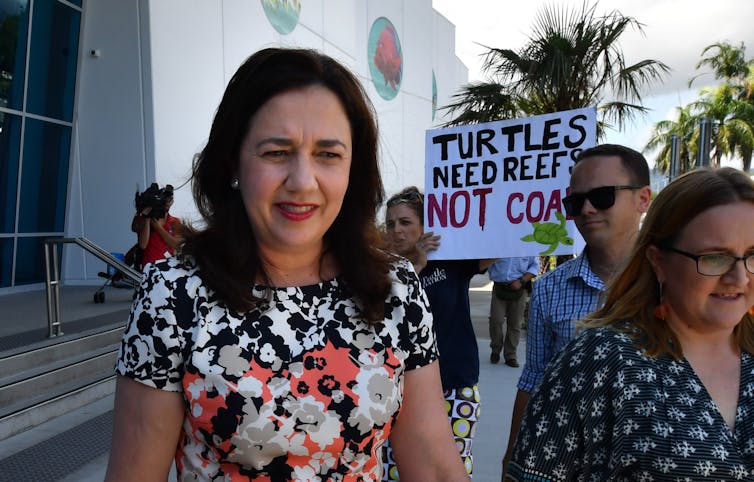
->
[501,389,531,481]
[137,223,150,250]
[520,272,534,283]
[390,363,470,481]
[406,251,427,274]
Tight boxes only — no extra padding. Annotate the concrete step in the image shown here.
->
[0,349,118,416]
[0,324,124,441]
[0,394,116,481]
[0,377,115,441]
[0,326,123,383]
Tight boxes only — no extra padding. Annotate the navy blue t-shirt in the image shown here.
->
[419,259,480,390]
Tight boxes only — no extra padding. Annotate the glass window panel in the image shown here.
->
[18,118,70,233]
[0,237,13,287]
[0,1,29,111]
[15,235,59,285]
[26,0,80,121]
[0,112,21,232]
[68,0,82,7]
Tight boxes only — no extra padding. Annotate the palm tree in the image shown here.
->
[644,105,698,174]
[691,41,750,85]
[729,63,754,172]
[690,84,754,169]
[441,2,669,134]
[685,42,754,171]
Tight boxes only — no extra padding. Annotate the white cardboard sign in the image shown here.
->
[424,107,597,259]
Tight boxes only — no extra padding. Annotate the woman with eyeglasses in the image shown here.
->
[507,167,754,481]
[381,186,496,480]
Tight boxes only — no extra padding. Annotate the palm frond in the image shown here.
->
[440,1,668,132]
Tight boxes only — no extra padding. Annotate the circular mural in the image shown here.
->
[432,70,438,121]
[368,17,403,100]
[260,0,301,35]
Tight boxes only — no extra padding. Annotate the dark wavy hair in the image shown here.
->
[583,167,754,357]
[386,186,424,223]
[181,48,393,323]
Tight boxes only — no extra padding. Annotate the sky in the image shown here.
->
[431,0,754,166]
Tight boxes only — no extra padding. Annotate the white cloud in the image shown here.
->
[433,0,753,92]
[431,0,753,168]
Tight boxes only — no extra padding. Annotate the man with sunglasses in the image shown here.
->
[501,144,652,480]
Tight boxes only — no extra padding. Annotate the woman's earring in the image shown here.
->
[230,178,239,190]
[748,305,754,316]
[653,281,669,320]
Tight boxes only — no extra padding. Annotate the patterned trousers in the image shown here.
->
[381,384,481,480]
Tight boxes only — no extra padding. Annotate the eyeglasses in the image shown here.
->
[562,185,643,217]
[387,191,423,208]
[665,246,754,276]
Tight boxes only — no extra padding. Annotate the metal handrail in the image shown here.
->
[44,237,142,337]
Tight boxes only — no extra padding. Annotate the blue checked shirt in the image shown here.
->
[517,251,605,392]
[487,257,540,283]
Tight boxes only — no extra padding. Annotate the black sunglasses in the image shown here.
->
[562,185,643,217]
[387,191,423,208]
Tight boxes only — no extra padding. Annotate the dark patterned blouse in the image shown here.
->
[508,326,754,481]
[116,256,437,481]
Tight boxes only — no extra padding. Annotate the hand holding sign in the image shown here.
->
[424,108,597,259]
[414,232,441,273]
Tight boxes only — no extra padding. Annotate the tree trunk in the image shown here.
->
[713,152,722,168]
[744,152,753,173]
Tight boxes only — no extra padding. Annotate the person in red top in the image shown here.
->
[132,185,183,268]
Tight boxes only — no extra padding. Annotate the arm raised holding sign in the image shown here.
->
[383,186,494,481]
[414,231,442,274]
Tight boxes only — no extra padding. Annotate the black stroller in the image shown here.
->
[93,244,142,303]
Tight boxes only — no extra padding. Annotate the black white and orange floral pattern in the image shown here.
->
[116,256,437,481]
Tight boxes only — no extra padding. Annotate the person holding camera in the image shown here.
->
[131,183,183,269]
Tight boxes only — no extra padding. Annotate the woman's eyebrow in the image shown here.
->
[316,139,347,149]
[255,138,347,149]
[255,137,293,148]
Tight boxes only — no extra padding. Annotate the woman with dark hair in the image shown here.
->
[507,167,754,481]
[382,186,495,480]
[106,48,468,481]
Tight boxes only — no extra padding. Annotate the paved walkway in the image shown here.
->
[0,275,521,481]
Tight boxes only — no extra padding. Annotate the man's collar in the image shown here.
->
[567,248,606,290]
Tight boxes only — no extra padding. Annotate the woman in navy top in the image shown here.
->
[382,186,495,480]
[508,168,754,481]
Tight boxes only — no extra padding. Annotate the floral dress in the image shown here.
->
[116,256,437,481]
[508,326,754,481]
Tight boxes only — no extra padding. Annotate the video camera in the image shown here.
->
[135,183,174,219]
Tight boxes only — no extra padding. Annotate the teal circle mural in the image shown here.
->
[260,0,301,35]
[432,70,438,121]
[368,17,403,100]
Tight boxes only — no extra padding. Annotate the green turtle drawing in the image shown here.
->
[520,211,574,255]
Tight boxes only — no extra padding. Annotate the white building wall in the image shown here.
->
[64,0,151,281]
[64,0,467,282]
[145,1,226,220]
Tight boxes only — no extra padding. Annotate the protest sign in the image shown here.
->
[424,107,596,259]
